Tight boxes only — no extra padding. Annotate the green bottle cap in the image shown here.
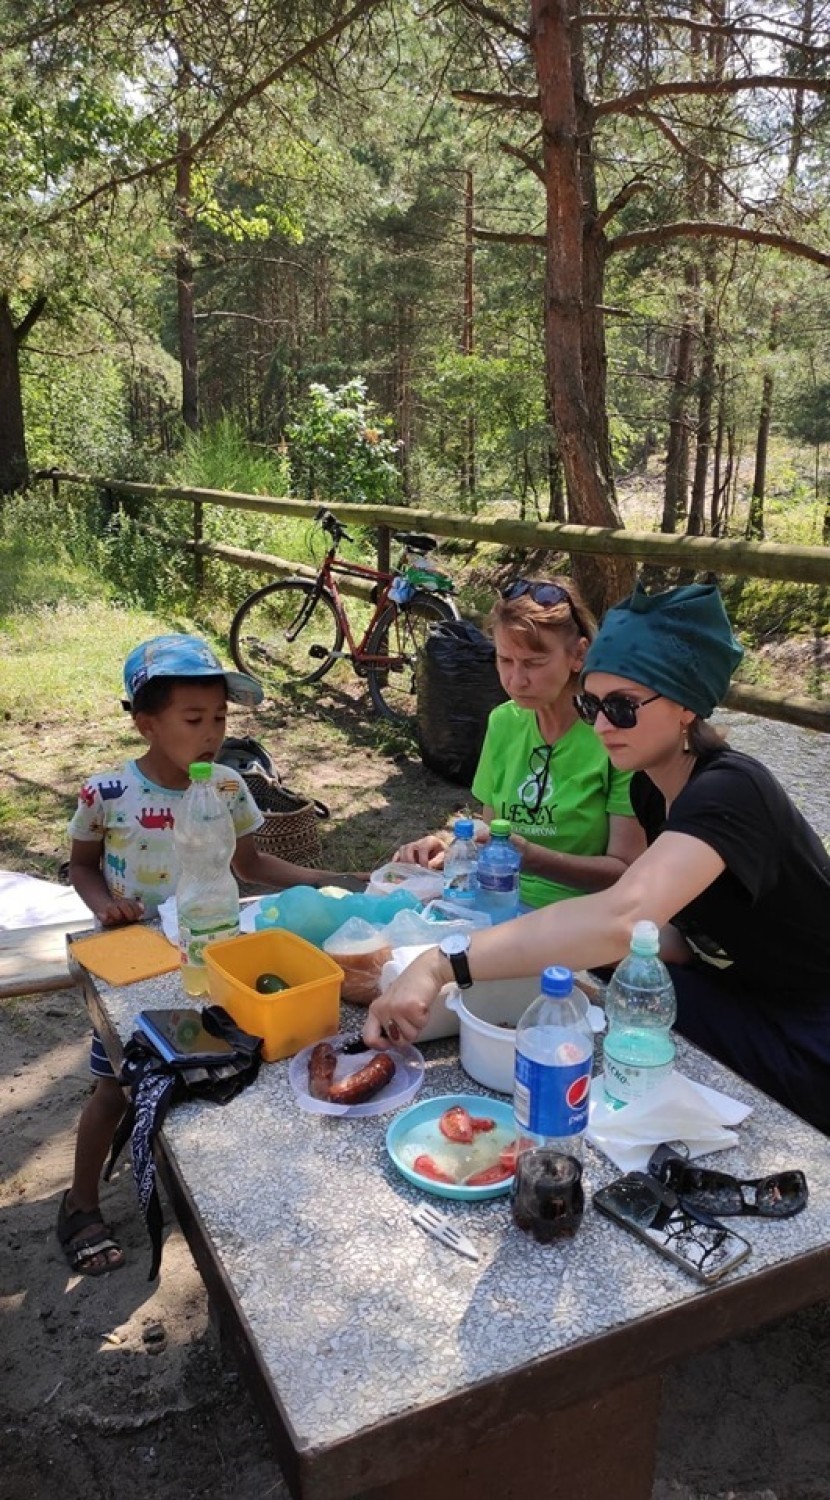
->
[490,818,511,838]
[188,762,213,781]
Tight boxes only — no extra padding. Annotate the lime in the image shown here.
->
[255,972,289,994]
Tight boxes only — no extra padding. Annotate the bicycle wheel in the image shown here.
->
[229,579,344,694]
[365,591,458,723]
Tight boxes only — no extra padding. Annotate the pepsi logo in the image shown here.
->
[566,1074,591,1109]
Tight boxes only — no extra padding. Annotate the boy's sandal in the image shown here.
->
[57,1191,125,1277]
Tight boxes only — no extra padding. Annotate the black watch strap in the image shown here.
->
[442,940,473,990]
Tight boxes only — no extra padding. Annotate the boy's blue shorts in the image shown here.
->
[90,1030,117,1081]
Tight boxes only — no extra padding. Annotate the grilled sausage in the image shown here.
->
[327,1051,395,1105]
[308,1041,337,1100]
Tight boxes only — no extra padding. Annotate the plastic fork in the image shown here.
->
[411,1202,480,1262]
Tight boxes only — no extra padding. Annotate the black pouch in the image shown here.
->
[105,1005,263,1280]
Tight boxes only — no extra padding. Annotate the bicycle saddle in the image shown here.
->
[393,531,438,554]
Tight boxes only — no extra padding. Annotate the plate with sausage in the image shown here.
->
[386,1094,518,1201]
[288,1037,424,1117]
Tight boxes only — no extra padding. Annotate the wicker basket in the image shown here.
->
[242,770,328,868]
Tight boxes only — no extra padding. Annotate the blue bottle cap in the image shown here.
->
[540,964,573,996]
[453,818,474,838]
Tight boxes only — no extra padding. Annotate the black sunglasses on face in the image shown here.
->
[501,579,586,636]
[573,691,662,729]
[520,743,554,814]
[655,1161,809,1220]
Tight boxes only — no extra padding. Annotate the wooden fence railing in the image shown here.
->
[36,470,830,733]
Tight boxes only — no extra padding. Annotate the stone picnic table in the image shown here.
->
[71,950,830,1500]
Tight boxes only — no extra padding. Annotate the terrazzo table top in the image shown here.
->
[80,958,830,1495]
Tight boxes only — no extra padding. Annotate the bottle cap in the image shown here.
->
[489,819,511,838]
[453,818,474,838]
[188,761,213,781]
[630,919,660,955]
[540,964,573,997]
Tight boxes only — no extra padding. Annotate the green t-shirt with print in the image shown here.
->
[471,701,634,908]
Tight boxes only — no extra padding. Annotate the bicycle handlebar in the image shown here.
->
[315,506,354,545]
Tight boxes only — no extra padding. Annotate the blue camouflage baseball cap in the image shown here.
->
[123,634,263,708]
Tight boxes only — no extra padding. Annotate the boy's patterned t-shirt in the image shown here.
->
[68,760,262,915]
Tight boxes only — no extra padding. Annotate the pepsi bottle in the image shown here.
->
[511,966,593,1241]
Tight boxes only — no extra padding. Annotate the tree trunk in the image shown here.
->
[0,293,47,493]
[688,303,715,535]
[175,127,199,433]
[747,308,780,542]
[661,273,696,533]
[530,0,633,616]
[460,167,476,507]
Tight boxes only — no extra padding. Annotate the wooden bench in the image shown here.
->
[0,919,90,998]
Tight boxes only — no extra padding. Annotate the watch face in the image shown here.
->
[440,933,470,958]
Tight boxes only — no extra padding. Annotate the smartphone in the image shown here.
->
[593,1171,751,1285]
[137,1008,236,1065]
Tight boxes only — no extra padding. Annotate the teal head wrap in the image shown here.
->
[581,581,744,718]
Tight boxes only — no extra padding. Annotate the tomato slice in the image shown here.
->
[498,1140,521,1172]
[439,1106,475,1144]
[471,1116,496,1133]
[413,1154,456,1184]
[465,1161,514,1186]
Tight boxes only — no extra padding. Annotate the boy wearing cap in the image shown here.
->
[59,633,359,1276]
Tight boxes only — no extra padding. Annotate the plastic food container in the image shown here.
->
[446,977,541,1093]
[204,928,343,1062]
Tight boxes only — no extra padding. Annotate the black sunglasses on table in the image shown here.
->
[650,1156,808,1220]
[501,579,587,637]
[573,691,662,729]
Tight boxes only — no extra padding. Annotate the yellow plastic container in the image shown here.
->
[204,928,343,1062]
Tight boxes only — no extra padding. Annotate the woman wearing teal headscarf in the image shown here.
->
[366,582,830,1135]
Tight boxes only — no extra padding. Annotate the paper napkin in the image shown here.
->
[587,1070,753,1172]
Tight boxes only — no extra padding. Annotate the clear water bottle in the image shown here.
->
[442,817,478,906]
[475,819,521,923]
[511,967,593,1241]
[603,920,677,1108]
[174,762,240,996]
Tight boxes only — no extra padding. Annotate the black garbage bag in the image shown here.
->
[416,619,508,786]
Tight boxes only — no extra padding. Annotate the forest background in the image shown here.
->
[1,0,829,670]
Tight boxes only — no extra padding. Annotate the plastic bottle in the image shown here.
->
[174,762,240,996]
[442,817,478,906]
[475,819,521,923]
[602,920,677,1108]
[511,967,593,1242]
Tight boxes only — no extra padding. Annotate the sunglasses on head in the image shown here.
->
[501,579,586,636]
[573,691,662,729]
[652,1160,809,1220]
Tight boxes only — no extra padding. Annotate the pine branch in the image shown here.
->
[599,73,830,117]
[452,87,539,112]
[609,221,830,270]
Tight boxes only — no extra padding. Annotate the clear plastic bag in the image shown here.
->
[323,917,393,1006]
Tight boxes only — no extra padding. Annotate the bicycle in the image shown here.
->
[229,507,460,723]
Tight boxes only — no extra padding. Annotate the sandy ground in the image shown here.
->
[2,987,830,1500]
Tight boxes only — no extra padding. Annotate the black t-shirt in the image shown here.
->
[631,746,830,1005]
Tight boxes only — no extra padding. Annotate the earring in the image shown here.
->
[682,724,691,754]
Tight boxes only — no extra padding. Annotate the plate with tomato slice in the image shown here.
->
[386,1094,518,1201]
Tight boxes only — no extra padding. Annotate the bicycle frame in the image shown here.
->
[308,549,425,666]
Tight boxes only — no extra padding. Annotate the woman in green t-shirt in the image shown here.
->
[394,578,645,906]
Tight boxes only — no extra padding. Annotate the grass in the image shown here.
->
[0,529,461,883]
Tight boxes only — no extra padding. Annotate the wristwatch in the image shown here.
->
[439,932,473,990]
